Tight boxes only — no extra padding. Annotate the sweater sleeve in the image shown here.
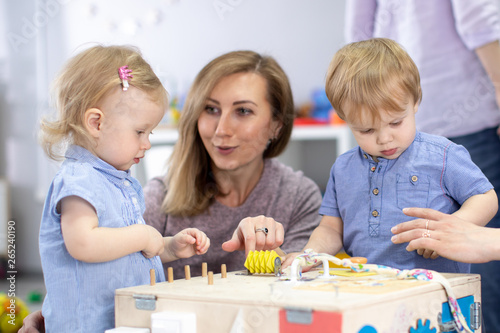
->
[281,175,322,253]
[143,177,168,235]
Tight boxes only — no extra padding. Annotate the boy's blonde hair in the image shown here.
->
[164,50,294,216]
[325,38,422,123]
[40,45,168,160]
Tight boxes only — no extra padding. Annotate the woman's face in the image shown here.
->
[197,72,281,174]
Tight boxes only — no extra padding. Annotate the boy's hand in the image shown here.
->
[281,251,314,272]
[141,225,165,258]
[281,251,300,269]
[170,228,210,259]
[416,248,439,260]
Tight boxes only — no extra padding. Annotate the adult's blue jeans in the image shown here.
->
[449,127,500,333]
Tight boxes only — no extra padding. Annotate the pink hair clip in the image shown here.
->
[118,65,133,91]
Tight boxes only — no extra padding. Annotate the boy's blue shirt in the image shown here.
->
[320,131,493,273]
[39,145,165,333]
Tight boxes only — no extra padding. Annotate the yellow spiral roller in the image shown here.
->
[244,250,282,275]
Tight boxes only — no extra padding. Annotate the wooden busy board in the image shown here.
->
[114,268,481,332]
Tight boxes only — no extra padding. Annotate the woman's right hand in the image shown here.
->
[18,310,45,333]
[222,215,285,256]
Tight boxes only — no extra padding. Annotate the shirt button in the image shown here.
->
[372,188,379,195]
[370,166,376,172]
[132,197,138,205]
[124,180,130,186]
[411,175,418,182]
[364,154,368,159]
[372,210,379,217]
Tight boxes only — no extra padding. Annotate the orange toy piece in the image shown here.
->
[330,253,367,269]
[350,257,368,264]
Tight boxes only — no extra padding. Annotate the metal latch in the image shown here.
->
[438,312,457,332]
[133,294,156,311]
[284,307,313,325]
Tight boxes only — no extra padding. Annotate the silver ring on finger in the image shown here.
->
[422,220,431,238]
[255,227,268,235]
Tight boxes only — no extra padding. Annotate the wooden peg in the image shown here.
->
[150,269,156,286]
[185,265,191,280]
[202,262,208,277]
[221,264,227,278]
[167,267,174,283]
[208,271,214,285]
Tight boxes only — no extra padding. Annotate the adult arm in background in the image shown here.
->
[391,207,500,263]
[452,0,500,134]
[476,40,500,135]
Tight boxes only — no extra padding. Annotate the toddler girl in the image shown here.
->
[38,45,209,332]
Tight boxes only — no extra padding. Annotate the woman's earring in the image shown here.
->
[266,139,272,148]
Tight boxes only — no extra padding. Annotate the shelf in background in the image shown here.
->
[141,125,356,190]
[152,124,352,148]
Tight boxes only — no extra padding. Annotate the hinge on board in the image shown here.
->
[470,302,481,330]
[133,294,157,311]
[284,307,313,325]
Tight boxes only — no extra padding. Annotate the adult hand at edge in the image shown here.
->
[391,207,495,263]
[18,310,45,333]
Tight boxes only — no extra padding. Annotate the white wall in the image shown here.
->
[0,0,347,273]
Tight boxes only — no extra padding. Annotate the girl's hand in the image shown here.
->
[141,225,165,258]
[170,228,210,259]
[221,215,285,256]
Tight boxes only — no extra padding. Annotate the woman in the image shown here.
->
[144,50,322,277]
[20,51,322,331]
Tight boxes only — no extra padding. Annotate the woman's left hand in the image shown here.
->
[222,215,284,256]
[391,207,494,263]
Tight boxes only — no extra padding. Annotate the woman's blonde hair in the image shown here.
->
[325,38,422,123]
[40,45,168,160]
[163,50,294,216]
